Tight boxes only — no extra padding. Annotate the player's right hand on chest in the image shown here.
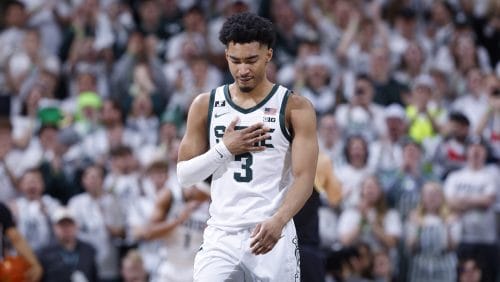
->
[223,117,271,155]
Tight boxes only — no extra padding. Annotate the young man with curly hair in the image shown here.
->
[177,12,318,281]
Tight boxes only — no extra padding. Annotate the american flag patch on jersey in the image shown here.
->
[264,107,277,115]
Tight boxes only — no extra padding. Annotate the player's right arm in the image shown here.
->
[177,93,224,187]
[178,93,211,162]
[177,92,271,187]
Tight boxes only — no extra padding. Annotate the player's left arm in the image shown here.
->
[276,94,318,229]
[250,94,318,255]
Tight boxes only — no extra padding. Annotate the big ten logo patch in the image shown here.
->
[214,125,274,148]
[263,116,276,122]
[263,107,277,123]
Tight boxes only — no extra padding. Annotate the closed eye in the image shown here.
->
[229,55,259,64]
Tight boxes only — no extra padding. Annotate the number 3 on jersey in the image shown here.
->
[214,125,263,183]
[234,152,253,182]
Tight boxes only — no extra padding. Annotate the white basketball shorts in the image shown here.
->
[193,221,300,282]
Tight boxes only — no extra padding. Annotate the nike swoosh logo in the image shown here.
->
[215,148,224,158]
[215,112,229,118]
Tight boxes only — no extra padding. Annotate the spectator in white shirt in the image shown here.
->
[103,145,141,206]
[69,164,125,281]
[451,68,490,132]
[444,136,498,282]
[8,168,61,251]
[0,1,28,89]
[368,104,408,183]
[318,113,345,169]
[336,135,373,209]
[335,74,386,142]
[338,175,402,253]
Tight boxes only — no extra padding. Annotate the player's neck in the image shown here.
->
[229,79,274,104]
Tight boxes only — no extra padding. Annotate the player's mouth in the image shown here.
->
[238,77,252,83]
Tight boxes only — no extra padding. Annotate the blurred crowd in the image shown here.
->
[0,0,499,281]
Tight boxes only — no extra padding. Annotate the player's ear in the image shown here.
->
[264,48,272,64]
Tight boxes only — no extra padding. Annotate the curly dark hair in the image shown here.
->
[219,12,276,48]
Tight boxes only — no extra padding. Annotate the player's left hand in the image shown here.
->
[249,217,285,255]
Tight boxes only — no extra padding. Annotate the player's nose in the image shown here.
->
[238,64,251,76]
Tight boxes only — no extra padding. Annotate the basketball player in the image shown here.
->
[177,12,319,281]
[134,182,210,282]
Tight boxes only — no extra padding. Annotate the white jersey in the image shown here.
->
[207,84,293,229]
[159,185,209,282]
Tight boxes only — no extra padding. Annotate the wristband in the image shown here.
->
[177,142,233,187]
[214,142,232,162]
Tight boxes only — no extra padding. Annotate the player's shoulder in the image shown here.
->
[283,90,317,132]
[187,91,214,116]
[191,92,212,108]
[285,90,314,111]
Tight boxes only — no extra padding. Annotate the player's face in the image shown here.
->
[225,42,272,93]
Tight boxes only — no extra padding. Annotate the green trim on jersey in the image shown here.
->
[280,90,292,142]
[207,89,216,143]
[224,84,279,114]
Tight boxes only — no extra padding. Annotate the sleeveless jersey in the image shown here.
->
[207,84,293,229]
[164,187,209,270]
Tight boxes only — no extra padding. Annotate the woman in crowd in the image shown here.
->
[406,181,460,282]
